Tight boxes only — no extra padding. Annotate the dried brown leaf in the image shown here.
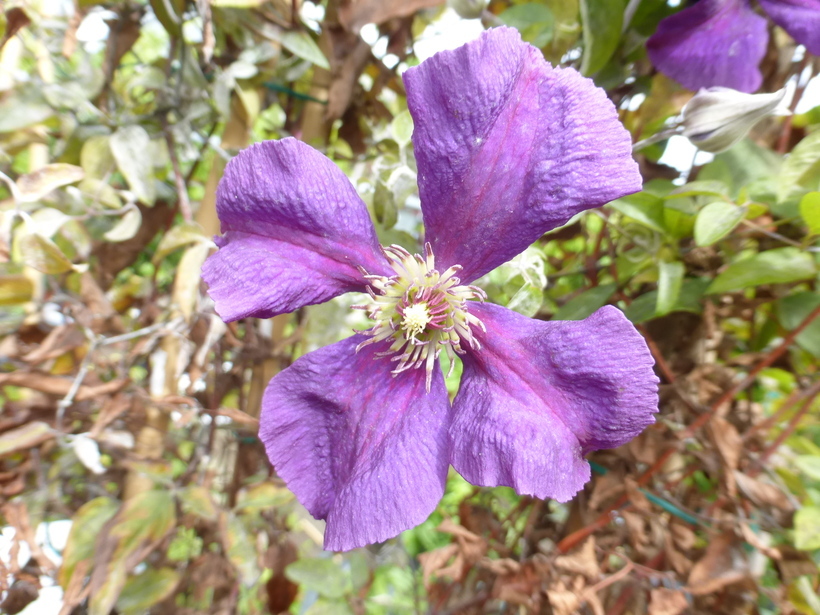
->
[687,533,748,595]
[0,371,127,401]
[0,421,54,456]
[546,581,581,615]
[554,537,601,581]
[648,588,688,615]
[21,325,85,364]
[1,8,31,51]
[734,471,794,511]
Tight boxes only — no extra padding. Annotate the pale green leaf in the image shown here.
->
[794,506,820,550]
[391,110,414,148]
[16,164,84,203]
[286,558,351,599]
[694,201,745,246]
[153,222,208,263]
[103,208,142,242]
[800,191,820,235]
[707,248,816,294]
[0,84,54,132]
[795,456,820,481]
[110,126,156,205]
[280,30,330,70]
[779,130,820,203]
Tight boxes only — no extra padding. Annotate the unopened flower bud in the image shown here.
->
[681,87,787,153]
[447,0,488,20]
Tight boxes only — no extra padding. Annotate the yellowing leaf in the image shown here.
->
[18,232,85,274]
[58,498,119,588]
[16,164,84,202]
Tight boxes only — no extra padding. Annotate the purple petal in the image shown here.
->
[202,139,390,321]
[259,335,452,551]
[404,27,640,284]
[646,0,768,93]
[759,0,820,55]
[450,303,659,502]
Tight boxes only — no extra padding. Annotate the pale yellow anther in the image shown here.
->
[402,303,431,337]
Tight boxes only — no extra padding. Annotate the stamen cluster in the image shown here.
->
[356,243,486,391]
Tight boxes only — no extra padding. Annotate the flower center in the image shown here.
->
[402,303,431,337]
[356,243,486,391]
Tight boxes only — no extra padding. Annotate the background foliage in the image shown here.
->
[1,0,819,613]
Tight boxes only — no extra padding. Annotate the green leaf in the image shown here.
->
[777,292,820,357]
[110,126,156,205]
[0,84,54,132]
[115,568,180,615]
[779,130,820,203]
[279,30,330,70]
[694,201,745,246]
[554,283,616,321]
[800,191,820,236]
[286,558,351,599]
[700,139,781,197]
[579,0,624,75]
[58,497,119,589]
[499,3,554,48]
[656,261,684,316]
[624,278,710,323]
[305,600,355,615]
[707,248,816,294]
[16,164,84,203]
[795,505,820,550]
[795,456,820,481]
[608,192,666,233]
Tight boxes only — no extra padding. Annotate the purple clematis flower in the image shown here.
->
[647,0,820,93]
[202,27,659,551]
